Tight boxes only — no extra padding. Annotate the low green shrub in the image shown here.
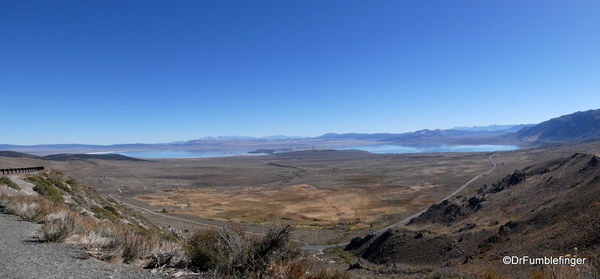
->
[27,175,63,203]
[45,171,71,193]
[0,177,21,191]
[90,205,122,222]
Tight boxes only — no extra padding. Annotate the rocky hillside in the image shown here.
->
[346,153,600,277]
[0,169,161,233]
[515,109,600,145]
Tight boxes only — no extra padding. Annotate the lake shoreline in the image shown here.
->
[96,144,520,159]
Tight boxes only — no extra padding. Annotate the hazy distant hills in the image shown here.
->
[317,133,404,140]
[0,150,39,159]
[3,109,600,156]
[385,129,513,144]
[514,108,600,145]
[0,150,144,161]
[197,135,306,140]
[317,125,528,144]
[450,124,532,132]
[0,143,158,151]
[322,109,600,146]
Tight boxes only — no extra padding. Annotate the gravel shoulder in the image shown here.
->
[0,213,167,279]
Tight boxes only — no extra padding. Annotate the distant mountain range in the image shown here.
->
[198,135,306,140]
[316,124,532,144]
[3,109,600,155]
[0,150,145,161]
[0,143,159,151]
[450,124,533,132]
[514,109,600,145]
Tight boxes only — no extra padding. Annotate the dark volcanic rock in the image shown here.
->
[407,200,469,226]
[346,153,600,273]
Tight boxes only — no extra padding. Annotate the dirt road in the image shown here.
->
[301,154,498,250]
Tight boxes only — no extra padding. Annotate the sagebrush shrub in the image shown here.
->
[185,223,302,278]
[38,210,91,242]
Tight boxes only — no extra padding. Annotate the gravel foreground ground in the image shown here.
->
[0,213,168,279]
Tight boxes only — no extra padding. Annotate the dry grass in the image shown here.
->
[480,268,507,279]
[146,240,187,269]
[541,252,599,279]
[425,267,473,279]
[137,184,432,227]
[38,210,93,242]
[0,193,65,222]
[37,209,167,263]
[304,269,350,279]
[0,183,171,264]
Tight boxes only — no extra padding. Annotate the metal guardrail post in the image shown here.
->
[0,166,44,175]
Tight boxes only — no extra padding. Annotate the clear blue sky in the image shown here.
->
[2,1,599,145]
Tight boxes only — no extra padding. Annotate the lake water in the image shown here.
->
[95,149,250,158]
[100,144,519,158]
